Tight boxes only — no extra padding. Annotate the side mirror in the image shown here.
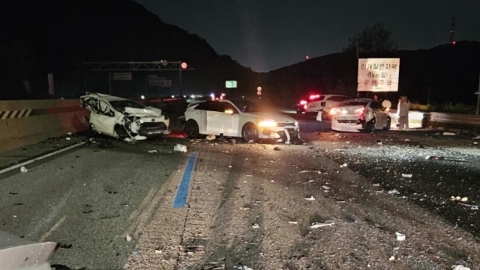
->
[224,109,234,115]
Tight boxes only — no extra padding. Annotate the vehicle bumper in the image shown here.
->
[259,127,300,141]
[138,117,170,136]
[331,117,362,132]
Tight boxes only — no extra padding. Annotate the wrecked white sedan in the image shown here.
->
[81,92,170,141]
[185,99,299,143]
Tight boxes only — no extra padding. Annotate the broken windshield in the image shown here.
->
[110,100,146,112]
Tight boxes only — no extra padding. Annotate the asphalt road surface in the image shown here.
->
[1,119,480,270]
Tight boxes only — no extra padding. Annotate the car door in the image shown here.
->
[206,102,240,136]
[89,99,117,136]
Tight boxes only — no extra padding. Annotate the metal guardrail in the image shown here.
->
[423,112,480,133]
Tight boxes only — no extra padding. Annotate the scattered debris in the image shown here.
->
[273,147,281,151]
[132,250,139,255]
[322,185,330,190]
[126,235,132,242]
[402,174,413,178]
[340,163,348,168]
[310,222,335,229]
[426,155,445,160]
[372,183,380,187]
[59,244,73,249]
[174,144,188,153]
[377,140,383,145]
[388,189,400,195]
[404,139,410,142]
[13,203,23,206]
[452,265,471,270]
[230,139,237,144]
[154,250,162,254]
[288,221,298,224]
[82,210,93,214]
[251,223,260,229]
[233,265,253,270]
[66,137,71,141]
[458,202,478,210]
[443,132,456,136]
[206,134,216,141]
[20,166,28,173]
[67,132,72,135]
[9,192,18,195]
[148,150,158,153]
[395,232,406,241]
[305,196,315,201]
[450,196,468,202]
[389,256,395,261]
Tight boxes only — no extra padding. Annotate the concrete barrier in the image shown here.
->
[0,99,88,153]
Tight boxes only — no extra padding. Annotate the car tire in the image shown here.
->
[242,123,259,143]
[363,118,376,132]
[383,117,391,130]
[185,120,201,138]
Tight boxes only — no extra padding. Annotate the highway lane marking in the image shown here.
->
[173,151,199,208]
[40,215,67,242]
[0,142,85,175]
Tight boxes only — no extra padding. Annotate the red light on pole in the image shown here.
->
[181,62,188,69]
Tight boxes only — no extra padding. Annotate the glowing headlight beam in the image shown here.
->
[258,120,277,128]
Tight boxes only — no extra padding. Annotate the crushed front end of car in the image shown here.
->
[80,93,170,142]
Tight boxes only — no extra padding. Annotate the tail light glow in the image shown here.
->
[299,100,307,105]
[329,108,339,115]
[309,94,320,100]
[355,107,365,116]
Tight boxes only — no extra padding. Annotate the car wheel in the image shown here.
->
[185,120,200,138]
[383,117,391,130]
[242,123,259,143]
[363,118,376,132]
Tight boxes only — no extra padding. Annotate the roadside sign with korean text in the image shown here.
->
[357,58,400,92]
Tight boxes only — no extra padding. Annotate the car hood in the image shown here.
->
[125,107,162,117]
[245,111,296,123]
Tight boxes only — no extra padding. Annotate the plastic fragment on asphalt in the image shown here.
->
[452,265,471,270]
[154,250,162,254]
[389,256,395,261]
[305,196,315,201]
[206,134,216,141]
[288,221,298,224]
[372,183,380,186]
[174,144,188,153]
[234,265,253,270]
[402,174,413,178]
[66,137,71,140]
[132,250,138,255]
[322,185,330,190]
[310,222,335,229]
[395,232,406,241]
[148,150,158,153]
[388,189,400,195]
[126,235,132,242]
[451,196,468,202]
[20,166,27,173]
[340,163,348,168]
[443,132,456,136]
[251,223,259,229]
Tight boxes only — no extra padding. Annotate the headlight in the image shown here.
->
[295,121,299,127]
[258,119,277,128]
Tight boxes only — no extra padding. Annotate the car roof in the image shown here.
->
[84,92,128,102]
[343,98,372,102]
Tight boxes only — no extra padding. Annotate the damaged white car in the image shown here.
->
[184,99,300,143]
[81,92,170,141]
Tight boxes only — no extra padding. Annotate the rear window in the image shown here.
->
[341,100,368,106]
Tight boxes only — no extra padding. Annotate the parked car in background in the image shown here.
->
[296,94,350,117]
[330,98,392,132]
[81,92,170,142]
[185,99,299,143]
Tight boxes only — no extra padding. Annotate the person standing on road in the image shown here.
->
[397,95,410,131]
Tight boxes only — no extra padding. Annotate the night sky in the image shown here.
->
[135,0,480,72]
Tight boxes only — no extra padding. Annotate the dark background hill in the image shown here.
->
[263,41,480,107]
[0,0,479,108]
[0,0,259,100]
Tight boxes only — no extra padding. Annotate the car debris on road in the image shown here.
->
[310,222,335,228]
[174,144,188,153]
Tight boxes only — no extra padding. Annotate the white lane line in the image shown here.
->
[40,215,67,242]
[0,142,85,175]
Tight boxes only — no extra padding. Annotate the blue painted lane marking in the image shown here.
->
[173,151,199,208]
